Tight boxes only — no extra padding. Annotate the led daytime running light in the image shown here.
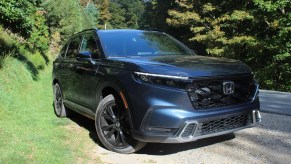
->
[134,72,190,80]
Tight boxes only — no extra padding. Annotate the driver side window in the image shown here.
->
[80,34,100,59]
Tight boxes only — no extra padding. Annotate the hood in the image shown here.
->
[110,55,252,78]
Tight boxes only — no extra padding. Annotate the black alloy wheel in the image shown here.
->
[95,94,146,154]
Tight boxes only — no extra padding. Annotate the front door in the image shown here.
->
[72,32,101,110]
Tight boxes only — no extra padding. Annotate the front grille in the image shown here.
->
[186,75,257,109]
[195,113,252,136]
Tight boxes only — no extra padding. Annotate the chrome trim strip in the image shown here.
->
[178,121,198,140]
[252,110,256,124]
[253,110,261,123]
[257,111,262,123]
[251,84,260,102]
[134,72,190,80]
[63,100,95,119]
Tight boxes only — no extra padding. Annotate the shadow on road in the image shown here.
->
[137,133,235,155]
[67,109,236,155]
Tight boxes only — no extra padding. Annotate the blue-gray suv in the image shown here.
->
[52,29,261,154]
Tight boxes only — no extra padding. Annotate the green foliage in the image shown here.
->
[44,0,95,41]
[49,31,62,55]
[0,0,49,53]
[0,26,47,79]
[0,0,35,37]
[120,0,144,29]
[109,0,145,29]
[97,0,111,29]
[109,1,127,28]
[141,0,176,31]
[165,0,290,91]
[84,2,99,27]
[27,11,49,52]
[44,0,83,39]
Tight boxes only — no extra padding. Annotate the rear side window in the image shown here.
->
[66,36,81,58]
[80,34,100,59]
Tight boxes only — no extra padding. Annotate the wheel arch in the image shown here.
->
[96,77,134,129]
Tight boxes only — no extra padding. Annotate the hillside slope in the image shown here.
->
[0,57,101,163]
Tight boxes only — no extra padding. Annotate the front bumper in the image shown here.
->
[132,109,261,143]
[119,72,261,143]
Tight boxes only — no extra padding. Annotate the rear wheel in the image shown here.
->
[53,83,69,117]
[95,94,146,154]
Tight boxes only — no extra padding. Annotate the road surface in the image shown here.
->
[260,90,291,116]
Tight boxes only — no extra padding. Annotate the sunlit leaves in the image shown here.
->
[166,0,290,91]
[0,0,49,52]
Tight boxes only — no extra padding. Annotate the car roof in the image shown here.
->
[98,29,145,33]
[76,28,162,34]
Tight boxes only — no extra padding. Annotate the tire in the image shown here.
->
[53,83,69,118]
[95,94,146,154]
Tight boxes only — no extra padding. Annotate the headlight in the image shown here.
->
[133,72,191,89]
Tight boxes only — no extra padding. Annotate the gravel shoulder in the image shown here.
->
[69,112,290,164]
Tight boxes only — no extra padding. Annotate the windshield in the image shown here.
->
[98,30,194,58]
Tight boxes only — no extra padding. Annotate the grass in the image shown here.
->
[0,25,47,79]
[0,57,101,163]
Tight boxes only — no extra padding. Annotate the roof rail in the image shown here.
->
[74,28,98,35]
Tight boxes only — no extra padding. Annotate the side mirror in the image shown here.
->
[77,51,92,62]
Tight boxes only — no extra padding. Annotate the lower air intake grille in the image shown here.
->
[196,113,252,136]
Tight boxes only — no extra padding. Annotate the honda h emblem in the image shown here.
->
[223,81,234,95]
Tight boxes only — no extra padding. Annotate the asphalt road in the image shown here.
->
[259,90,291,116]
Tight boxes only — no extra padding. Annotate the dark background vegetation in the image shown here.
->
[0,0,290,91]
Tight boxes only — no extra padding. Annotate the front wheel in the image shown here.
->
[95,94,146,154]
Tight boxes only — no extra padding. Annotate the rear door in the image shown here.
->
[60,35,82,101]
[54,42,68,98]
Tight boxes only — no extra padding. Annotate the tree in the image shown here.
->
[84,2,100,27]
[109,0,144,29]
[0,0,49,52]
[44,0,95,40]
[97,0,111,29]
[109,2,127,28]
[141,0,175,31]
[167,0,290,91]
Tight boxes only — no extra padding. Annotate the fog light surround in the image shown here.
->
[253,110,262,123]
